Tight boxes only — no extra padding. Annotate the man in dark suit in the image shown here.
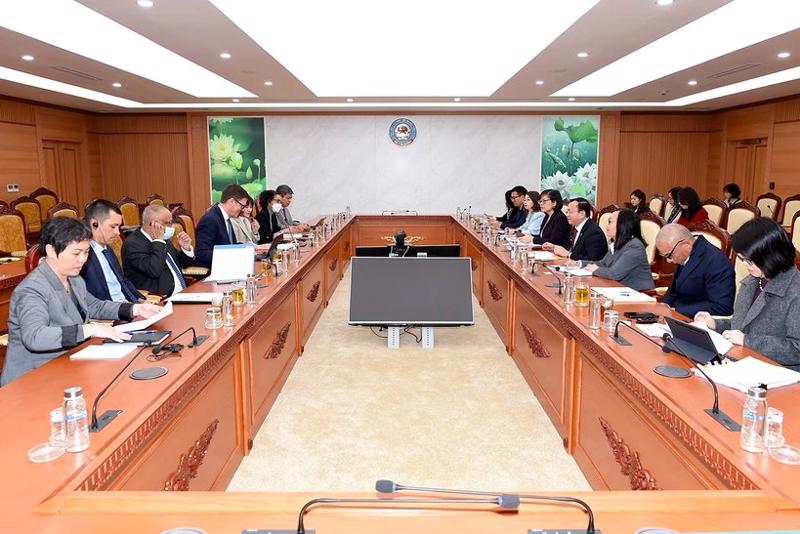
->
[122,205,195,296]
[490,185,528,230]
[80,199,143,303]
[195,184,250,267]
[656,224,735,317]
[547,197,608,262]
[274,184,310,231]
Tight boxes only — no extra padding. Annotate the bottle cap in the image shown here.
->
[747,385,767,399]
[63,386,83,399]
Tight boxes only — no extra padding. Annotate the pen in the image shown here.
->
[130,330,158,334]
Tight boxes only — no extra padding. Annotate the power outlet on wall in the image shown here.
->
[6,184,19,193]
[769,181,775,190]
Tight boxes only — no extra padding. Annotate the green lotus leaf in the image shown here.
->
[245,166,253,180]
[229,152,243,170]
[242,182,264,199]
[211,162,240,187]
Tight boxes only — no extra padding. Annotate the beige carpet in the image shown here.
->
[228,267,590,493]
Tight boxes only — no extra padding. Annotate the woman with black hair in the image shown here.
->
[722,183,742,208]
[586,209,654,291]
[256,190,300,244]
[676,186,708,228]
[629,189,650,215]
[695,217,800,369]
[527,189,571,247]
[665,186,683,224]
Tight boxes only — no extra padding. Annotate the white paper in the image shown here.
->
[70,343,136,360]
[591,286,656,303]
[564,268,593,276]
[694,356,800,392]
[167,292,223,303]
[114,302,173,333]
[205,244,256,282]
[529,251,555,261]
[636,322,671,338]
[689,321,734,355]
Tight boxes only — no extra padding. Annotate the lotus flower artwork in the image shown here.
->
[540,116,600,204]
[208,117,267,203]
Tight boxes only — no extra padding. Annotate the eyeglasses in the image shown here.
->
[510,194,521,200]
[234,198,250,209]
[736,254,754,266]
[660,239,685,260]
[538,198,551,204]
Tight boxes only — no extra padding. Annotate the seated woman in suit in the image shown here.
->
[1,217,161,386]
[695,218,800,370]
[256,190,282,244]
[630,189,650,215]
[585,209,655,291]
[664,186,683,224]
[722,182,742,208]
[230,196,260,245]
[676,187,709,228]
[516,190,546,237]
[519,189,571,248]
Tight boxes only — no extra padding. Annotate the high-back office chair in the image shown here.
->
[595,204,618,244]
[30,187,58,221]
[733,254,750,299]
[781,194,800,231]
[649,195,664,217]
[638,211,665,269]
[701,198,727,227]
[690,219,731,257]
[792,212,800,250]
[10,196,42,238]
[0,206,29,256]
[147,193,166,207]
[725,201,759,235]
[171,205,196,244]
[47,202,79,220]
[24,243,41,273]
[756,192,782,221]
[117,196,141,228]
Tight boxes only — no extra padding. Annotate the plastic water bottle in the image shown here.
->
[740,385,768,453]
[63,387,90,452]
[563,273,575,305]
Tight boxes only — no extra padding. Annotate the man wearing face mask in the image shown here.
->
[121,205,195,296]
[81,199,144,303]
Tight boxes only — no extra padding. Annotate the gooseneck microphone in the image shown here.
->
[90,344,150,432]
[376,479,595,534]
[151,326,208,357]
[662,334,741,431]
[544,264,563,295]
[295,495,519,534]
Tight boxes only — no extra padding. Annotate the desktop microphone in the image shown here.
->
[661,334,741,431]
[544,264,563,295]
[376,479,595,534]
[89,344,150,432]
[290,495,520,534]
[151,326,209,357]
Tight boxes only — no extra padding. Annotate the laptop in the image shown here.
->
[663,316,721,364]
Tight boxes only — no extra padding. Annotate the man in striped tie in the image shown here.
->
[122,205,195,297]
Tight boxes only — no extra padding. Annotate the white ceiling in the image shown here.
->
[0,0,798,113]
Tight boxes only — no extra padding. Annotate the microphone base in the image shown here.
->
[544,283,561,288]
[654,365,692,378]
[189,335,209,348]
[611,335,631,346]
[242,531,314,534]
[89,409,122,433]
[705,408,741,432]
[528,530,600,534]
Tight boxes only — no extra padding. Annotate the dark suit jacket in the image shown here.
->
[122,230,194,295]
[534,210,571,248]
[663,235,735,317]
[195,205,236,267]
[496,207,526,229]
[256,209,280,244]
[569,218,608,262]
[80,246,143,302]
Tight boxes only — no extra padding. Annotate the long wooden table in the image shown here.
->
[1,215,799,534]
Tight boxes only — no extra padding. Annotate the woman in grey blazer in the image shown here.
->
[695,218,800,370]
[1,217,161,386]
[586,209,655,291]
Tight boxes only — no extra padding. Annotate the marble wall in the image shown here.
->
[264,115,542,221]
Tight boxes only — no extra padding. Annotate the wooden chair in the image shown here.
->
[0,206,29,256]
[701,198,727,227]
[30,187,58,220]
[25,243,41,273]
[691,219,731,257]
[781,194,800,230]
[664,199,675,220]
[170,220,185,251]
[47,202,79,220]
[171,205,196,244]
[733,254,750,299]
[147,193,166,207]
[756,192,782,221]
[725,201,760,235]
[108,230,125,265]
[10,196,42,238]
[649,195,664,217]
[792,211,800,251]
[595,204,618,242]
[638,211,665,269]
[117,196,141,227]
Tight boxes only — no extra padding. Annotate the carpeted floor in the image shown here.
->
[227,267,590,493]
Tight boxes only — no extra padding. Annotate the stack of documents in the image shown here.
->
[70,344,136,360]
[635,320,733,355]
[695,356,800,392]
[592,286,656,303]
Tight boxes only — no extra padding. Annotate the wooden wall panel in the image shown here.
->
[0,100,35,125]
[87,133,103,201]
[769,121,800,199]
[774,96,800,123]
[722,104,773,141]
[0,122,41,201]
[187,113,211,217]
[705,131,723,197]
[596,112,621,207]
[98,133,190,205]
[90,114,187,134]
[620,113,712,133]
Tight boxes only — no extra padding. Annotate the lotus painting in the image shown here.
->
[208,117,267,203]
[540,116,600,205]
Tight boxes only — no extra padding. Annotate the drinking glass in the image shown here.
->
[588,293,603,330]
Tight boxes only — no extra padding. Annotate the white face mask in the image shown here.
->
[272,203,282,213]
[162,226,175,240]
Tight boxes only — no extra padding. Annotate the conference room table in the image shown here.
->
[1,214,799,534]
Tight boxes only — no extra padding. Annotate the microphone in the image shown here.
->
[544,264,563,295]
[662,334,741,431]
[150,326,208,358]
[294,495,519,534]
[612,319,669,350]
[377,479,595,534]
[89,344,150,432]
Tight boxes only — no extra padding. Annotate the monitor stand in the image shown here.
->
[422,327,434,349]
[388,326,401,349]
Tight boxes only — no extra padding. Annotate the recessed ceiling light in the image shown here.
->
[220,52,231,59]
[137,0,154,7]
[687,79,698,86]
[112,82,122,88]
[209,0,602,97]
[554,0,800,97]
[778,51,791,59]
[577,51,589,58]
[568,97,576,101]
[535,80,544,85]
[21,54,34,61]
[656,0,674,5]
[264,80,273,86]
[346,98,354,102]
[0,2,253,98]
[232,98,239,102]
[454,97,461,102]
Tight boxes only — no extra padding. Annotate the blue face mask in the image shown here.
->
[162,226,175,240]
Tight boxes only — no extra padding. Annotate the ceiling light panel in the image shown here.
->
[0,65,140,107]
[0,0,255,98]
[553,0,800,97]
[668,64,800,106]
[209,0,601,97]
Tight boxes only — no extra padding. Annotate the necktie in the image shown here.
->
[568,228,578,250]
[226,217,235,244]
[165,251,187,290]
[102,247,138,302]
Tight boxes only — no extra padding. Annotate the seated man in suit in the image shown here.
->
[489,185,527,230]
[122,205,195,297]
[274,184,310,231]
[546,197,608,262]
[195,184,250,267]
[656,223,735,317]
[80,199,144,303]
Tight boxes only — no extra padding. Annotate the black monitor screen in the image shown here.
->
[354,244,461,257]
[355,245,391,257]
[349,257,474,326]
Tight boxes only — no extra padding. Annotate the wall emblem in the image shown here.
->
[389,118,416,146]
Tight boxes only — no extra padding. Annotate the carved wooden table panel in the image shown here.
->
[300,258,325,345]
[324,239,342,300]
[466,239,483,303]
[482,258,510,348]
